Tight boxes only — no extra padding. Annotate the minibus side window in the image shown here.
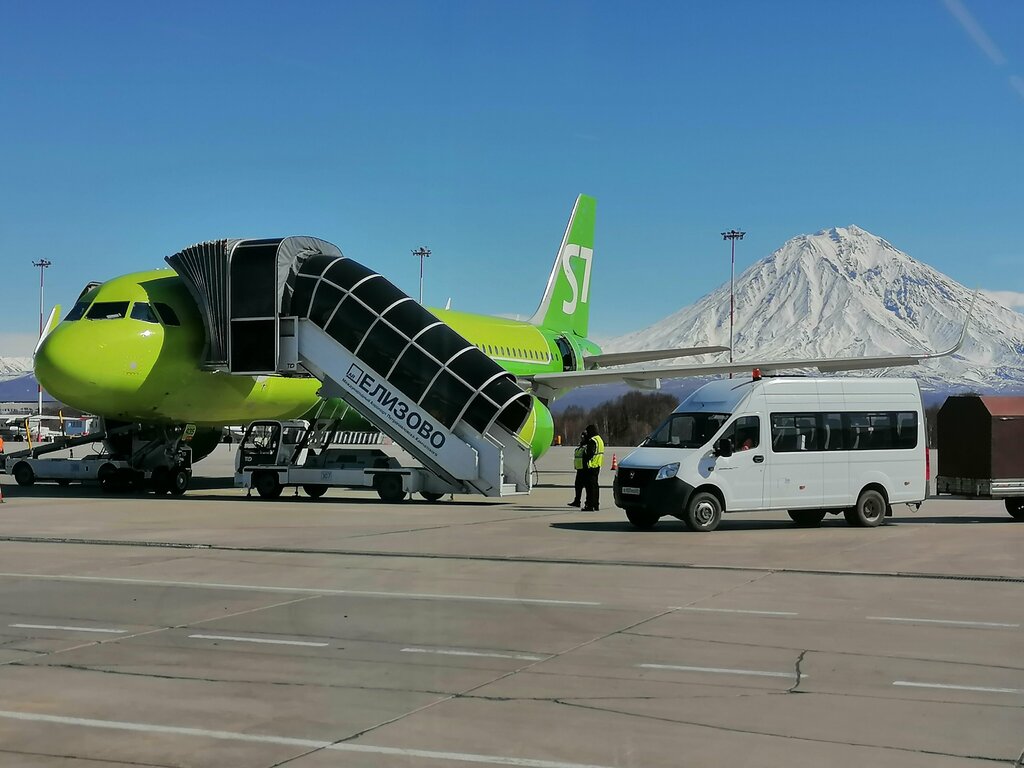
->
[720,416,760,451]
[822,413,845,450]
[894,412,918,449]
[771,413,818,452]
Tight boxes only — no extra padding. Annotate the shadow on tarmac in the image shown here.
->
[552,515,1021,532]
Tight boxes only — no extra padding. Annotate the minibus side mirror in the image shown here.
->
[714,437,733,458]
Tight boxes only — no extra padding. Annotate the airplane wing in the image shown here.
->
[582,345,728,369]
[527,292,976,400]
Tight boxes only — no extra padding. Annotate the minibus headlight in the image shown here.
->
[655,462,680,481]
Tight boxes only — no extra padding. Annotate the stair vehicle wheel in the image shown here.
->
[788,509,827,527]
[12,462,34,487]
[419,491,444,502]
[98,463,119,493]
[624,507,660,530]
[254,471,283,499]
[1004,498,1024,521]
[303,484,327,499]
[849,488,887,527]
[169,468,190,496]
[685,491,723,532]
[375,474,406,503]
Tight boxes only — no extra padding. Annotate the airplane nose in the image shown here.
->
[35,322,154,413]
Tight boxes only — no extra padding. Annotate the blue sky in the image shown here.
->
[2,0,1022,355]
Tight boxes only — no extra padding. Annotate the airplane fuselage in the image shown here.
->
[36,270,598,459]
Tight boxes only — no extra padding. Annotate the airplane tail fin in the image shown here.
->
[528,194,596,337]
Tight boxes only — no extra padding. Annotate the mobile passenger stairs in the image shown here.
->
[166,236,534,501]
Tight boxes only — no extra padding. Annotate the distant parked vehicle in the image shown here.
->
[934,395,1024,520]
[613,374,927,531]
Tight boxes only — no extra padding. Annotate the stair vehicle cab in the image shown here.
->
[613,375,926,531]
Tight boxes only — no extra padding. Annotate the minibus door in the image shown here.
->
[711,415,765,511]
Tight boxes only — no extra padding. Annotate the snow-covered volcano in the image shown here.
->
[606,226,1024,391]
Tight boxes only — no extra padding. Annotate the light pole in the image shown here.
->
[721,230,745,366]
[411,247,431,304]
[32,258,52,416]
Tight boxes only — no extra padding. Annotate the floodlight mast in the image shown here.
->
[721,230,745,369]
[32,258,52,416]
[412,247,431,304]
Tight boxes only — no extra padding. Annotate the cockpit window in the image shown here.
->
[65,301,90,321]
[153,302,180,326]
[86,301,130,320]
[130,302,159,324]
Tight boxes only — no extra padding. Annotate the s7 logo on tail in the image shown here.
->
[560,244,594,314]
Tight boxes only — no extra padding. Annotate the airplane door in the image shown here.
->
[711,415,765,511]
[555,335,578,371]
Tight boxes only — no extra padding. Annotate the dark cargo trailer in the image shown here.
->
[935,395,1024,519]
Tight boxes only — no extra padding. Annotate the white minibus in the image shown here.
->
[613,375,927,531]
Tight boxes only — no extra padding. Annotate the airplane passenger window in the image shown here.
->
[129,302,159,324]
[153,302,181,326]
[64,301,90,321]
[86,301,129,320]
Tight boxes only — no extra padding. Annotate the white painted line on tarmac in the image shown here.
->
[893,681,1024,695]
[638,663,800,679]
[867,616,1020,628]
[9,623,127,634]
[402,647,546,661]
[0,709,617,768]
[188,634,329,648]
[0,572,601,607]
[675,607,798,616]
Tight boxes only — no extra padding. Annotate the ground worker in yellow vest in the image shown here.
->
[567,431,587,508]
[580,423,604,511]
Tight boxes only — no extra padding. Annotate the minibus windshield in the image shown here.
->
[644,412,729,449]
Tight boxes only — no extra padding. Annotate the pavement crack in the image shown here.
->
[0,747,177,767]
[552,699,1009,763]
[788,649,808,693]
[8,661,451,696]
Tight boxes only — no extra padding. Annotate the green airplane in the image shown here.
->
[34,195,727,465]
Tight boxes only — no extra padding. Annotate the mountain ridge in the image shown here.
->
[605,225,1024,390]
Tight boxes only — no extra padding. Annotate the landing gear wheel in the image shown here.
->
[849,489,887,527]
[1004,498,1024,521]
[12,462,34,487]
[303,485,327,499]
[419,491,444,502]
[625,507,660,530]
[375,474,406,503]
[788,509,827,527]
[685,492,723,532]
[254,471,283,499]
[168,468,190,496]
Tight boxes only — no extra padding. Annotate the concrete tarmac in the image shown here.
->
[0,444,1021,767]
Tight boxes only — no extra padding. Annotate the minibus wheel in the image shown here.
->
[624,507,659,530]
[848,489,886,527]
[788,509,826,527]
[1004,498,1024,520]
[685,492,723,532]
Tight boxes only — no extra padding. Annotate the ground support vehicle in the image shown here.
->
[934,395,1024,520]
[235,419,460,502]
[3,422,193,494]
[613,374,927,531]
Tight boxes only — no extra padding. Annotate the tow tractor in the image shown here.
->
[235,419,460,502]
[3,422,194,494]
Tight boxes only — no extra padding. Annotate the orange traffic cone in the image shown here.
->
[611,453,618,471]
